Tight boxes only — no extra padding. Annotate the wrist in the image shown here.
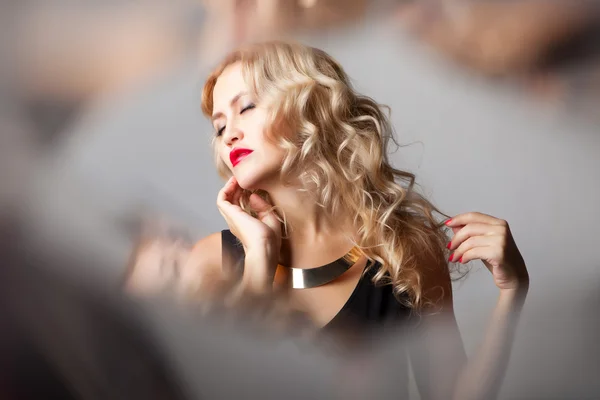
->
[241,248,279,293]
[244,234,280,256]
[498,284,529,308]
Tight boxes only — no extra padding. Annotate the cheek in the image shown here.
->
[216,157,232,180]
[262,123,291,161]
[244,108,271,140]
[213,142,232,173]
[219,149,232,169]
[214,140,225,160]
[262,142,287,166]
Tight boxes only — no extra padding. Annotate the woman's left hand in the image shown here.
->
[446,212,529,292]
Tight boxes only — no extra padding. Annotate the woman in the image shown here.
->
[127,41,529,399]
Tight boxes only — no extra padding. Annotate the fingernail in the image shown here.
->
[459,256,463,263]
[445,218,452,226]
[448,254,453,262]
[446,242,452,249]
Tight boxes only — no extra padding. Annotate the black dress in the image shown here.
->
[221,229,415,397]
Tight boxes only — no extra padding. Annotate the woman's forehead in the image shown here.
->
[213,63,247,101]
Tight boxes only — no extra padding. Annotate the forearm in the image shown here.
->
[453,286,528,400]
[239,244,278,293]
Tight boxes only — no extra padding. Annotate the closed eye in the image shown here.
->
[240,104,255,114]
[215,104,254,136]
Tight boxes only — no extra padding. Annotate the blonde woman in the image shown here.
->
[128,41,529,399]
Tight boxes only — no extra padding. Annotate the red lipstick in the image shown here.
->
[230,148,253,167]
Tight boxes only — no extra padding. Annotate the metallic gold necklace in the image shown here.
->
[275,247,368,289]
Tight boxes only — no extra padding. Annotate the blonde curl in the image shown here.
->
[202,41,458,309]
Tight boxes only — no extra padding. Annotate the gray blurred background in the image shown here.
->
[14,2,600,398]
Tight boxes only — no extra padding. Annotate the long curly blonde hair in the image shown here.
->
[201,41,452,309]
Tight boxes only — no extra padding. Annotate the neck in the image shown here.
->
[262,183,356,249]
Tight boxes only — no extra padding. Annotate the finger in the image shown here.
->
[248,193,272,213]
[224,176,240,197]
[232,183,243,207]
[216,204,233,227]
[218,186,247,218]
[248,194,279,226]
[216,203,242,241]
[449,222,507,249]
[449,235,502,263]
[217,177,236,204]
[248,194,281,235]
[216,188,238,221]
[459,245,503,265]
[445,212,508,228]
[217,177,241,207]
[217,199,246,225]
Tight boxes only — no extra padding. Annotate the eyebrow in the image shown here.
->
[211,91,248,122]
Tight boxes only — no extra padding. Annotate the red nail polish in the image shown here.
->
[448,254,453,262]
[445,218,453,226]
[446,242,452,249]
[459,256,463,263]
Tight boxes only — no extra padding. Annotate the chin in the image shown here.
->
[231,157,284,191]
[233,172,262,191]
[235,170,281,192]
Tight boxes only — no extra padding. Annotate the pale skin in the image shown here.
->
[127,62,530,399]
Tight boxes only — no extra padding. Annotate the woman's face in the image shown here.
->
[211,62,287,190]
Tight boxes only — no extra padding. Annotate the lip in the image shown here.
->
[229,148,254,167]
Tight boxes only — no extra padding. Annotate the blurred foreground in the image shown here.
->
[1,1,599,399]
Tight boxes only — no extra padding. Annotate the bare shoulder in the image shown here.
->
[187,232,222,272]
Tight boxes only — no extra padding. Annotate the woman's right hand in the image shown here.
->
[217,177,282,289]
[217,177,282,250]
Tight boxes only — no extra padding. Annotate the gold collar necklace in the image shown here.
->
[275,247,370,289]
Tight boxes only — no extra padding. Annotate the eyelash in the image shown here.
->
[216,103,255,137]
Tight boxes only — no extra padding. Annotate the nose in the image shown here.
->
[222,124,243,147]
